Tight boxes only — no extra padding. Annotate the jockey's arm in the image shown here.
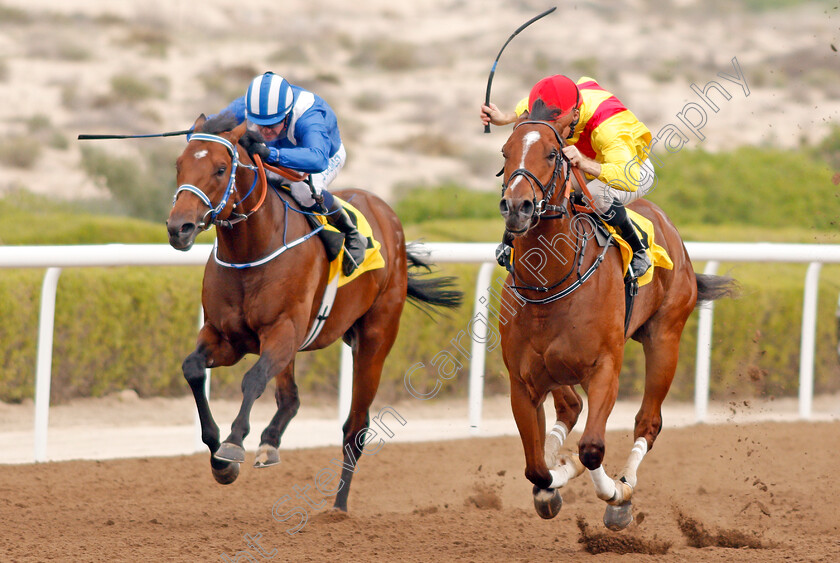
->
[587,128,642,192]
[270,116,332,173]
[480,102,518,126]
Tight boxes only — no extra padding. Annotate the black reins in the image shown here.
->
[500,120,572,221]
[500,120,614,304]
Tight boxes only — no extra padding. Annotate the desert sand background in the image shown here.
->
[1,0,838,203]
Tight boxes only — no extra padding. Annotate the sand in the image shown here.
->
[1,0,838,201]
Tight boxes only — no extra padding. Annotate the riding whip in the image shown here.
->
[483,6,557,133]
[77,130,191,140]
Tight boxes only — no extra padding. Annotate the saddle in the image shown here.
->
[569,192,673,288]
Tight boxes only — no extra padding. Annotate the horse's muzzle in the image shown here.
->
[166,219,198,251]
[500,197,535,234]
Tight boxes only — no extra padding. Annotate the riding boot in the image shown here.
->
[495,229,514,268]
[325,199,369,276]
[600,199,651,279]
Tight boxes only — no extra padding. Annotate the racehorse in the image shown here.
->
[497,115,737,530]
[166,113,461,511]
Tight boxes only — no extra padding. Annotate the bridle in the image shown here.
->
[500,120,614,304]
[173,132,264,230]
[499,120,572,226]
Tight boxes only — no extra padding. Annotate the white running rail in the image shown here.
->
[1,242,839,462]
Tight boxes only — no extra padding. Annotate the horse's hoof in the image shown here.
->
[214,442,246,463]
[604,501,634,531]
[533,488,563,520]
[253,444,280,468]
[211,461,240,485]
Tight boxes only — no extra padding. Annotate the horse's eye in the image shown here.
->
[215,166,226,176]
[548,151,557,161]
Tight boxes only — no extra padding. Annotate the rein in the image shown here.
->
[502,121,613,304]
[174,132,324,269]
[173,132,267,229]
[500,120,572,223]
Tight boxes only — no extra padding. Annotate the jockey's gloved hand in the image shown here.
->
[246,141,272,164]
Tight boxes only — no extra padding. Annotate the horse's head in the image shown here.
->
[166,114,249,250]
[498,116,570,236]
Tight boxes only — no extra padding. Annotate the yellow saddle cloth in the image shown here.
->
[602,209,673,287]
[312,197,385,287]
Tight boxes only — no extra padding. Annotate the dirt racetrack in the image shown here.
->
[1,420,839,562]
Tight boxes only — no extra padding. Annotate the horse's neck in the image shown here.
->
[513,216,581,285]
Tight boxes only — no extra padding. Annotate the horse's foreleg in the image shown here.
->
[254,360,299,468]
[215,354,283,463]
[510,378,583,519]
[183,325,243,484]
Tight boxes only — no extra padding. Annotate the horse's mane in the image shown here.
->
[202,113,239,135]
[528,99,564,122]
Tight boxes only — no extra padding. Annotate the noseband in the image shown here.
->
[500,120,572,221]
[173,132,260,229]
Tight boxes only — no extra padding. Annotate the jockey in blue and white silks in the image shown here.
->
[215,72,366,276]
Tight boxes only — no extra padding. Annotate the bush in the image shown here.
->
[80,144,178,222]
[0,135,42,169]
[646,145,837,231]
[394,184,500,224]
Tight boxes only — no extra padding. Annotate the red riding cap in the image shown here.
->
[528,75,581,115]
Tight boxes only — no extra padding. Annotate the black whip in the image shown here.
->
[483,6,557,133]
[77,130,191,140]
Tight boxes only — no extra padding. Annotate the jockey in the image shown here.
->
[481,75,654,279]
[215,72,367,276]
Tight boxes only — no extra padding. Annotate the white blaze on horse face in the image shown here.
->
[194,149,209,160]
[509,131,541,191]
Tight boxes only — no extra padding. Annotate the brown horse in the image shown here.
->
[497,117,736,530]
[166,113,461,511]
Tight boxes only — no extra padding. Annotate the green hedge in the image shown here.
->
[1,248,838,405]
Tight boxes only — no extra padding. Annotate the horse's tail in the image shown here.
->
[405,243,463,316]
[695,272,739,306]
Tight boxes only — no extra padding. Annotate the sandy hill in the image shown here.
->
[0,0,837,203]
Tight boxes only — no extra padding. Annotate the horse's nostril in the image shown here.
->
[180,223,195,235]
[521,200,534,216]
[499,199,509,215]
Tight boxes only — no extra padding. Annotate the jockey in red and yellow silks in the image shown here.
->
[481,75,655,279]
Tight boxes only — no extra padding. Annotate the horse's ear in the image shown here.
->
[230,122,248,144]
[514,111,530,126]
[193,113,207,132]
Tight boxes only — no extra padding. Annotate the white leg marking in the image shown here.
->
[544,422,569,468]
[549,453,585,488]
[620,438,648,488]
[590,465,617,501]
[590,465,634,505]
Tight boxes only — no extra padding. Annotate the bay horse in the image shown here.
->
[497,116,737,530]
[166,113,461,511]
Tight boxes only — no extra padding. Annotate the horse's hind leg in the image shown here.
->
[545,385,583,465]
[332,299,402,512]
[254,360,299,468]
[183,325,243,484]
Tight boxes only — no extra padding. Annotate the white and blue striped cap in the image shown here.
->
[245,72,294,126]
